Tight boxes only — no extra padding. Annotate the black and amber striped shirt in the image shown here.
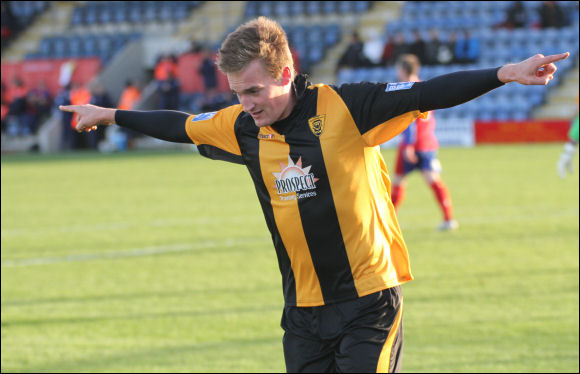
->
[116,70,504,307]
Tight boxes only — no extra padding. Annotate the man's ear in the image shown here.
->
[281,66,292,86]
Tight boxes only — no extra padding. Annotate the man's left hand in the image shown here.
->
[498,52,570,85]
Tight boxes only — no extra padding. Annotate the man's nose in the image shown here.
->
[238,95,254,112]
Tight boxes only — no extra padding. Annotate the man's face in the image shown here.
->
[228,59,293,127]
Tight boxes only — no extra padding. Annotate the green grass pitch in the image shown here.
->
[1,144,578,373]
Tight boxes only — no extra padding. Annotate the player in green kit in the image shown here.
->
[557,109,579,178]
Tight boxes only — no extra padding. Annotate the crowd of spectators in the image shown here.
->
[54,80,116,151]
[336,0,569,75]
[151,43,238,115]
[1,77,52,138]
[497,1,567,30]
[337,27,479,73]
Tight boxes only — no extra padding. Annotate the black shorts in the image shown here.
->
[281,286,403,373]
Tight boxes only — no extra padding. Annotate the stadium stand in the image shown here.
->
[337,1,580,121]
[2,1,579,153]
[70,1,202,27]
[27,32,142,63]
[1,1,50,51]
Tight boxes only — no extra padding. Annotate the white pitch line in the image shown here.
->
[1,238,270,268]
[0,215,262,237]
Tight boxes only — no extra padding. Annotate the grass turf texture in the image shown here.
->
[1,145,578,373]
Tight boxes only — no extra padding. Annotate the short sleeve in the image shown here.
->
[185,104,245,164]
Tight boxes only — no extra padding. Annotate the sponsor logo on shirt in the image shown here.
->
[308,114,326,137]
[385,82,414,92]
[192,111,217,121]
[273,156,318,200]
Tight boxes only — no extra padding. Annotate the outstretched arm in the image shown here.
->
[59,104,191,143]
[418,52,570,112]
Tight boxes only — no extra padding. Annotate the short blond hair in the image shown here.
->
[217,16,294,80]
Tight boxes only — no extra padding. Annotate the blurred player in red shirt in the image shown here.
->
[391,54,458,231]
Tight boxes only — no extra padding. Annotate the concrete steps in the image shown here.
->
[176,1,246,47]
[2,1,75,62]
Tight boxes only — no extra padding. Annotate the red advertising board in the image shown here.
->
[475,120,571,143]
[176,52,231,94]
[1,58,101,96]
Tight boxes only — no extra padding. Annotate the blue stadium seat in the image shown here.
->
[245,2,258,18]
[322,1,336,14]
[258,2,273,17]
[128,6,142,23]
[143,6,157,22]
[84,5,98,25]
[38,38,53,57]
[71,8,83,26]
[337,69,355,85]
[308,49,324,65]
[338,1,353,14]
[324,24,340,47]
[354,1,370,13]
[83,35,98,56]
[68,36,84,57]
[289,2,304,16]
[274,2,290,17]
[306,2,321,15]
[52,36,68,58]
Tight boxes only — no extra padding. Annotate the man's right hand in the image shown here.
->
[59,104,117,132]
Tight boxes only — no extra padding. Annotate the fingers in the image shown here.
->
[538,52,570,66]
[59,105,79,113]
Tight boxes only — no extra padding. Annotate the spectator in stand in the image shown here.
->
[500,1,528,29]
[424,29,443,66]
[154,53,178,83]
[187,40,203,54]
[27,80,51,115]
[26,80,52,131]
[89,81,114,148]
[70,81,94,149]
[390,32,409,66]
[424,29,455,66]
[157,70,180,110]
[408,30,426,65]
[380,34,396,66]
[6,77,28,136]
[454,30,479,64]
[362,29,384,67]
[199,47,218,91]
[118,80,141,111]
[1,81,9,133]
[538,1,566,29]
[117,80,142,149]
[54,83,74,151]
[336,31,372,73]
[444,31,458,64]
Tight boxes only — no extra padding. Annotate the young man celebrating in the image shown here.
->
[60,17,569,373]
[391,54,458,231]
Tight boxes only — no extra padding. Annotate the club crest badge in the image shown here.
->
[308,114,326,137]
